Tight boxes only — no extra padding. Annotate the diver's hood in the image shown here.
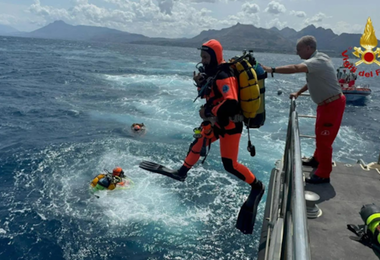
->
[199,39,224,75]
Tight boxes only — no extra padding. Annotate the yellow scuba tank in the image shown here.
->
[251,62,267,128]
[233,58,261,123]
[245,50,267,128]
[228,50,267,157]
[230,50,267,128]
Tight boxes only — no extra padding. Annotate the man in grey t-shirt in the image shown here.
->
[262,35,346,184]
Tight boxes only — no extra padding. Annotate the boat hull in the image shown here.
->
[341,84,371,102]
[342,89,371,102]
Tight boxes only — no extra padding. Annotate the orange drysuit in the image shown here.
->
[182,39,256,185]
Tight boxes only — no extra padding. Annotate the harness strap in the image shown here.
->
[347,224,380,253]
[347,224,365,238]
[201,138,212,164]
[193,77,214,102]
[230,114,244,122]
[374,225,380,244]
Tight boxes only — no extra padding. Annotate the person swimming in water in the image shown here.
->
[90,167,125,191]
[131,123,146,135]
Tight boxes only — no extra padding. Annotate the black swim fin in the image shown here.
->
[236,181,265,234]
[139,161,187,182]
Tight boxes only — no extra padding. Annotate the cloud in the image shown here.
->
[24,0,277,38]
[290,10,306,18]
[266,18,287,30]
[304,12,328,24]
[242,3,260,14]
[0,14,18,26]
[333,21,364,35]
[228,13,260,27]
[225,2,261,26]
[157,0,174,14]
[29,0,136,27]
[189,0,244,3]
[70,0,88,4]
[26,0,255,37]
[265,1,286,15]
[29,0,69,20]
[189,0,218,2]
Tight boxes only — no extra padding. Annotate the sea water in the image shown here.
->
[0,36,379,260]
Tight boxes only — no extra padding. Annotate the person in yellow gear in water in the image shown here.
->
[90,167,125,191]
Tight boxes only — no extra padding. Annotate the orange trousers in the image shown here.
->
[183,130,256,184]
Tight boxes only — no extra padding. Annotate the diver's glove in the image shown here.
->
[199,104,213,120]
[203,106,213,118]
[194,72,208,88]
[110,176,121,184]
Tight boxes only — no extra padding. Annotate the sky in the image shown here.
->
[0,0,379,38]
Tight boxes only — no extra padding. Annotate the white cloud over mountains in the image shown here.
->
[242,3,260,14]
[304,12,329,24]
[28,0,264,37]
[265,1,286,14]
[266,18,287,30]
[0,14,17,26]
[157,0,174,14]
[7,0,376,37]
[290,10,306,18]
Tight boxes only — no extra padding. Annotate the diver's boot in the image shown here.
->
[247,180,265,208]
[174,165,189,182]
[236,179,265,234]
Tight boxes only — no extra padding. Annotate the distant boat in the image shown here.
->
[336,66,371,102]
[340,83,371,102]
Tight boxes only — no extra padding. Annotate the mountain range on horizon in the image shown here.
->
[0,20,373,56]
[0,24,20,34]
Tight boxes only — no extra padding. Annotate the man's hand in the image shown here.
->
[193,71,205,86]
[289,92,299,99]
[261,65,272,73]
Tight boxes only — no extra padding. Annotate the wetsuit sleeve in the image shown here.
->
[211,74,240,127]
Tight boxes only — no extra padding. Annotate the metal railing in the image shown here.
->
[262,98,311,260]
[287,100,311,260]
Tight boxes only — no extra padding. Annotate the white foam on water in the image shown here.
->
[104,73,193,92]
[24,140,208,236]
[335,125,371,162]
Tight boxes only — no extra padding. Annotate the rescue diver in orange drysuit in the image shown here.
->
[141,39,265,234]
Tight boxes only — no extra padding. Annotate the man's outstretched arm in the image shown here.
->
[262,64,308,74]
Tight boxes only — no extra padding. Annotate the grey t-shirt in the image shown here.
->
[303,51,342,104]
